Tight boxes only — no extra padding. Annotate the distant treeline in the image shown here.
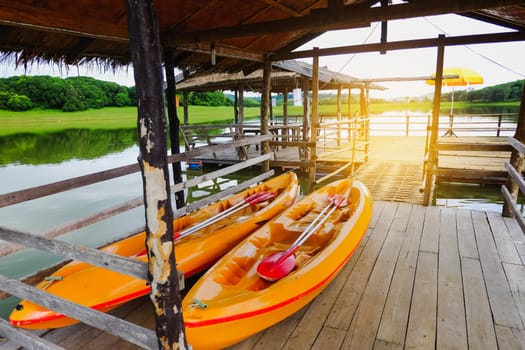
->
[441,79,524,103]
[0,76,137,112]
[0,75,257,112]
[1,75,522,112]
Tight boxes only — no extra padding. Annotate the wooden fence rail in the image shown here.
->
[502,137,525,233]
[0,135,272,349]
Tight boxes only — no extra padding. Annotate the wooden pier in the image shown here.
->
[19,200,525,349]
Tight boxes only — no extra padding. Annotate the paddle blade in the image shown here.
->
[256,250,296,282]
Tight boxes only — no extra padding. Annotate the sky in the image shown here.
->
[0,13,524,100]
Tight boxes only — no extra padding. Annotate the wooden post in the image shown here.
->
[308,48,320,193]
[164,48,185,209]
[261,55,271,172]
[301,78,310,163]
[503,84,525,216]
[349,87,356,175]
[347,87,352,142]
[283,88,289,126]
[423,35,445,206]
[239,86,244,125]
[234,89,239,124]
[337,85,342,147]
[183,69,189,126]
[125,1,187,349]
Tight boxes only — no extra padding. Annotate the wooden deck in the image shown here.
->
[25,201,525,349]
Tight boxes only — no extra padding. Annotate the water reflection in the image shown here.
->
[0,128,138,166]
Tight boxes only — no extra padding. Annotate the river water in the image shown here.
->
[0,108,520,319]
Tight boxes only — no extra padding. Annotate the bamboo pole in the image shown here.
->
[423,34,445,206]
[502,82,525,217]
[308,48,320,193]
[125,0,187,348]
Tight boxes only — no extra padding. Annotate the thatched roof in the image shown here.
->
[176,60,386,92]
[0,1,524,73]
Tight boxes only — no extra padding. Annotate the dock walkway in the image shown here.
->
[27,201,525,349]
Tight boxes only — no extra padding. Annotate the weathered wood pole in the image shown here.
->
[423,35,445,206]
[301,78,310,162]
[502,83,525,216]
[261,55,271,172]
[337,85,342,147]
[164,48,185,209]
[125,0,187,348]
[283,88,288,146]
[308,48,320,193]
[238,85,245,136]
[183,69,190,126]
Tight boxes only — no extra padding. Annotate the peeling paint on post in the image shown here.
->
[125,0,188,349]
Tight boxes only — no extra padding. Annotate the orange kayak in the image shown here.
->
[9,172,298,330]
[182,178,372,350]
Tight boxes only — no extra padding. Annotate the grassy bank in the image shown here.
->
[0,101,520,136]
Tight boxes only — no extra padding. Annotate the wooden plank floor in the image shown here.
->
[29,201,525,350]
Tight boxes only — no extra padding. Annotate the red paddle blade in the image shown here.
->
[256,251,296,282]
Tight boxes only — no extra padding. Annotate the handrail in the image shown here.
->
[0,135,274,349]
[0,275,158,349]
[0,134,270,208]
[502,137,525,233]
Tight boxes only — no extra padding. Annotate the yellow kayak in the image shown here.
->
[9,172,298,330]
[182,178,372,350]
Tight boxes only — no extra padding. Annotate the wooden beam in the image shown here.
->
[437,143,512,151]
[258,0,304,16]
[171,42,265,62]
[0,226,147,280]
[172,0,525,44]
[275,31,525,60]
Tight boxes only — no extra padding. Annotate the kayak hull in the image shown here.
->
[9,172,298,330]
[182,179,372,350]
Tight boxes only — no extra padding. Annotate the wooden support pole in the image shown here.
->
[283,88,288,147]
[125,0,187,348]
[164,48,185,209]
[308,48,320,194]
[337,85,342,147]
[183,69,190,126]
[234,89,239,124]
[503,83,525,217]
[423,35,445,206]
[283,88,289,126]
[301,78,310,162]
[239,85,244,125]
[261,55,271,172]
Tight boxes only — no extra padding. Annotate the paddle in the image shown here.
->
[173,191,276,241]
[256,194,348,282]
[134,191,275,257]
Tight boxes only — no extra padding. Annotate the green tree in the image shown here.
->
[189,91,233,106]
[114,91,131,106]
[7,94,33,111]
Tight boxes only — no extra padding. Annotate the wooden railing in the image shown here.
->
[363,112,517,137]
[0,135,272,349]
[502,137,525,233]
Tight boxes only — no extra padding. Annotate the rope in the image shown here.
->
[423,17,525,79]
